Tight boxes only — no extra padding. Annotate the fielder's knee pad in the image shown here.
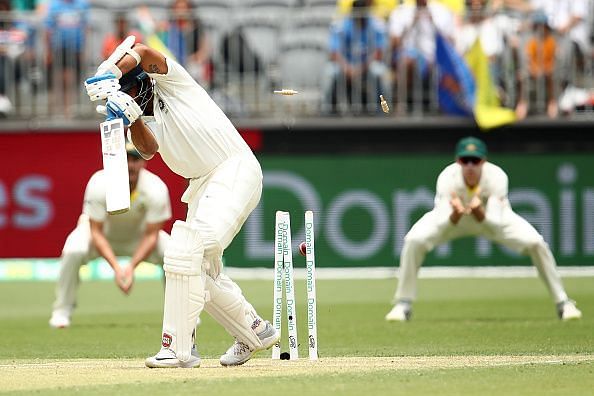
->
[204,274,263,350]
[161,221,205,362]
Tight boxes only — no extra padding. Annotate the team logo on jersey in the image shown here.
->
[162,332,172,348]
[158,99,169,114]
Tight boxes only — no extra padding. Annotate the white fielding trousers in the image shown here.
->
[394,208,569,304]
[52,217,169,315]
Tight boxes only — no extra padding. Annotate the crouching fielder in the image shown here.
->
[49,144,171,328]
[84,36,280,368]
[386,137,582,322]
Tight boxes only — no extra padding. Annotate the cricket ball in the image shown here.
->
[298,242,307,257]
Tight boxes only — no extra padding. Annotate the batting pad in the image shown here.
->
[162,221,205,362]
[204,274,263,350]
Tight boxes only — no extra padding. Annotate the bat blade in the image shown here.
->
[100,118,130,215]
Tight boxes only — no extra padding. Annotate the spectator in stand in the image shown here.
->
[8,1,46,95]
[102,12,143,60]
[456,0,521,117]
[160,0,212,89]
[388,0,455,112]
[0,0,27,116]
[523,10,557,118]
[455,0,504,81]
[324,0,388,114]
[489,0,533,120]
[337,0,465,21]
[44,0,88,118]
[531,0,591,115]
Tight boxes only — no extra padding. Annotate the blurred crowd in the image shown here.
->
[0,0,593,121]
[328,0,593,119]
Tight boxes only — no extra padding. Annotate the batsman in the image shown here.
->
[84,36,279,368]
[386,137,582,322]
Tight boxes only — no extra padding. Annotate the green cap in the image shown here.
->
[455,136,487,159]
[125,142,142,159]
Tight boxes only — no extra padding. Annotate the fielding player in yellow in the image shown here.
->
[386,137,582,322]
[49,143,172,328]
[84,36,280,368]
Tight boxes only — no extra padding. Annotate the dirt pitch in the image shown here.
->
[1,355,593,392]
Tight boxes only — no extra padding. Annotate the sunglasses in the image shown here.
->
[459,157,482,165]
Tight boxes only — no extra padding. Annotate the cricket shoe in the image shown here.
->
[49,311,71,328]
[145,344,201,368]
[385,301,412,322]
[219,321,280,366]
[557,300,582,321]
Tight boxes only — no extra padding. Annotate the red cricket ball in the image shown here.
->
[298,242,307,257]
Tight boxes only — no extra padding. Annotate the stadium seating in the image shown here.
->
[1,3,593,121]
[278,35,328,114]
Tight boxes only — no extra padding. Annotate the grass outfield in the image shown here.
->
[0,277,593,395]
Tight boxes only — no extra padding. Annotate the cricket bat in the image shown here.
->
[100,118,130,214]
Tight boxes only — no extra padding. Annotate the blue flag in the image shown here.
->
[435,32,475,117]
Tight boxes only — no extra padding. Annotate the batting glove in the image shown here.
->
[105,91,142,126]
[84,73,120,102]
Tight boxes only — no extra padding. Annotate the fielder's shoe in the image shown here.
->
[385,301,412,322]
[557,300,582,321]
[145,344,201,368]
[219,320,280,366]
[49,311,71,328]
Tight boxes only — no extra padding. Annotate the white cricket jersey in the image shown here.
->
[83,168,172,241]
[143,58,253,179]
[389,3,455,63]
[433,162,509,222]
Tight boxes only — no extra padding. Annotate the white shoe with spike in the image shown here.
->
[219,321,280,366]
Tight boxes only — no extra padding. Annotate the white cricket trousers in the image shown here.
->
[394,209,569,304]
[52,216,169,315]
[181,152,265,338]
[182,152,263,272]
